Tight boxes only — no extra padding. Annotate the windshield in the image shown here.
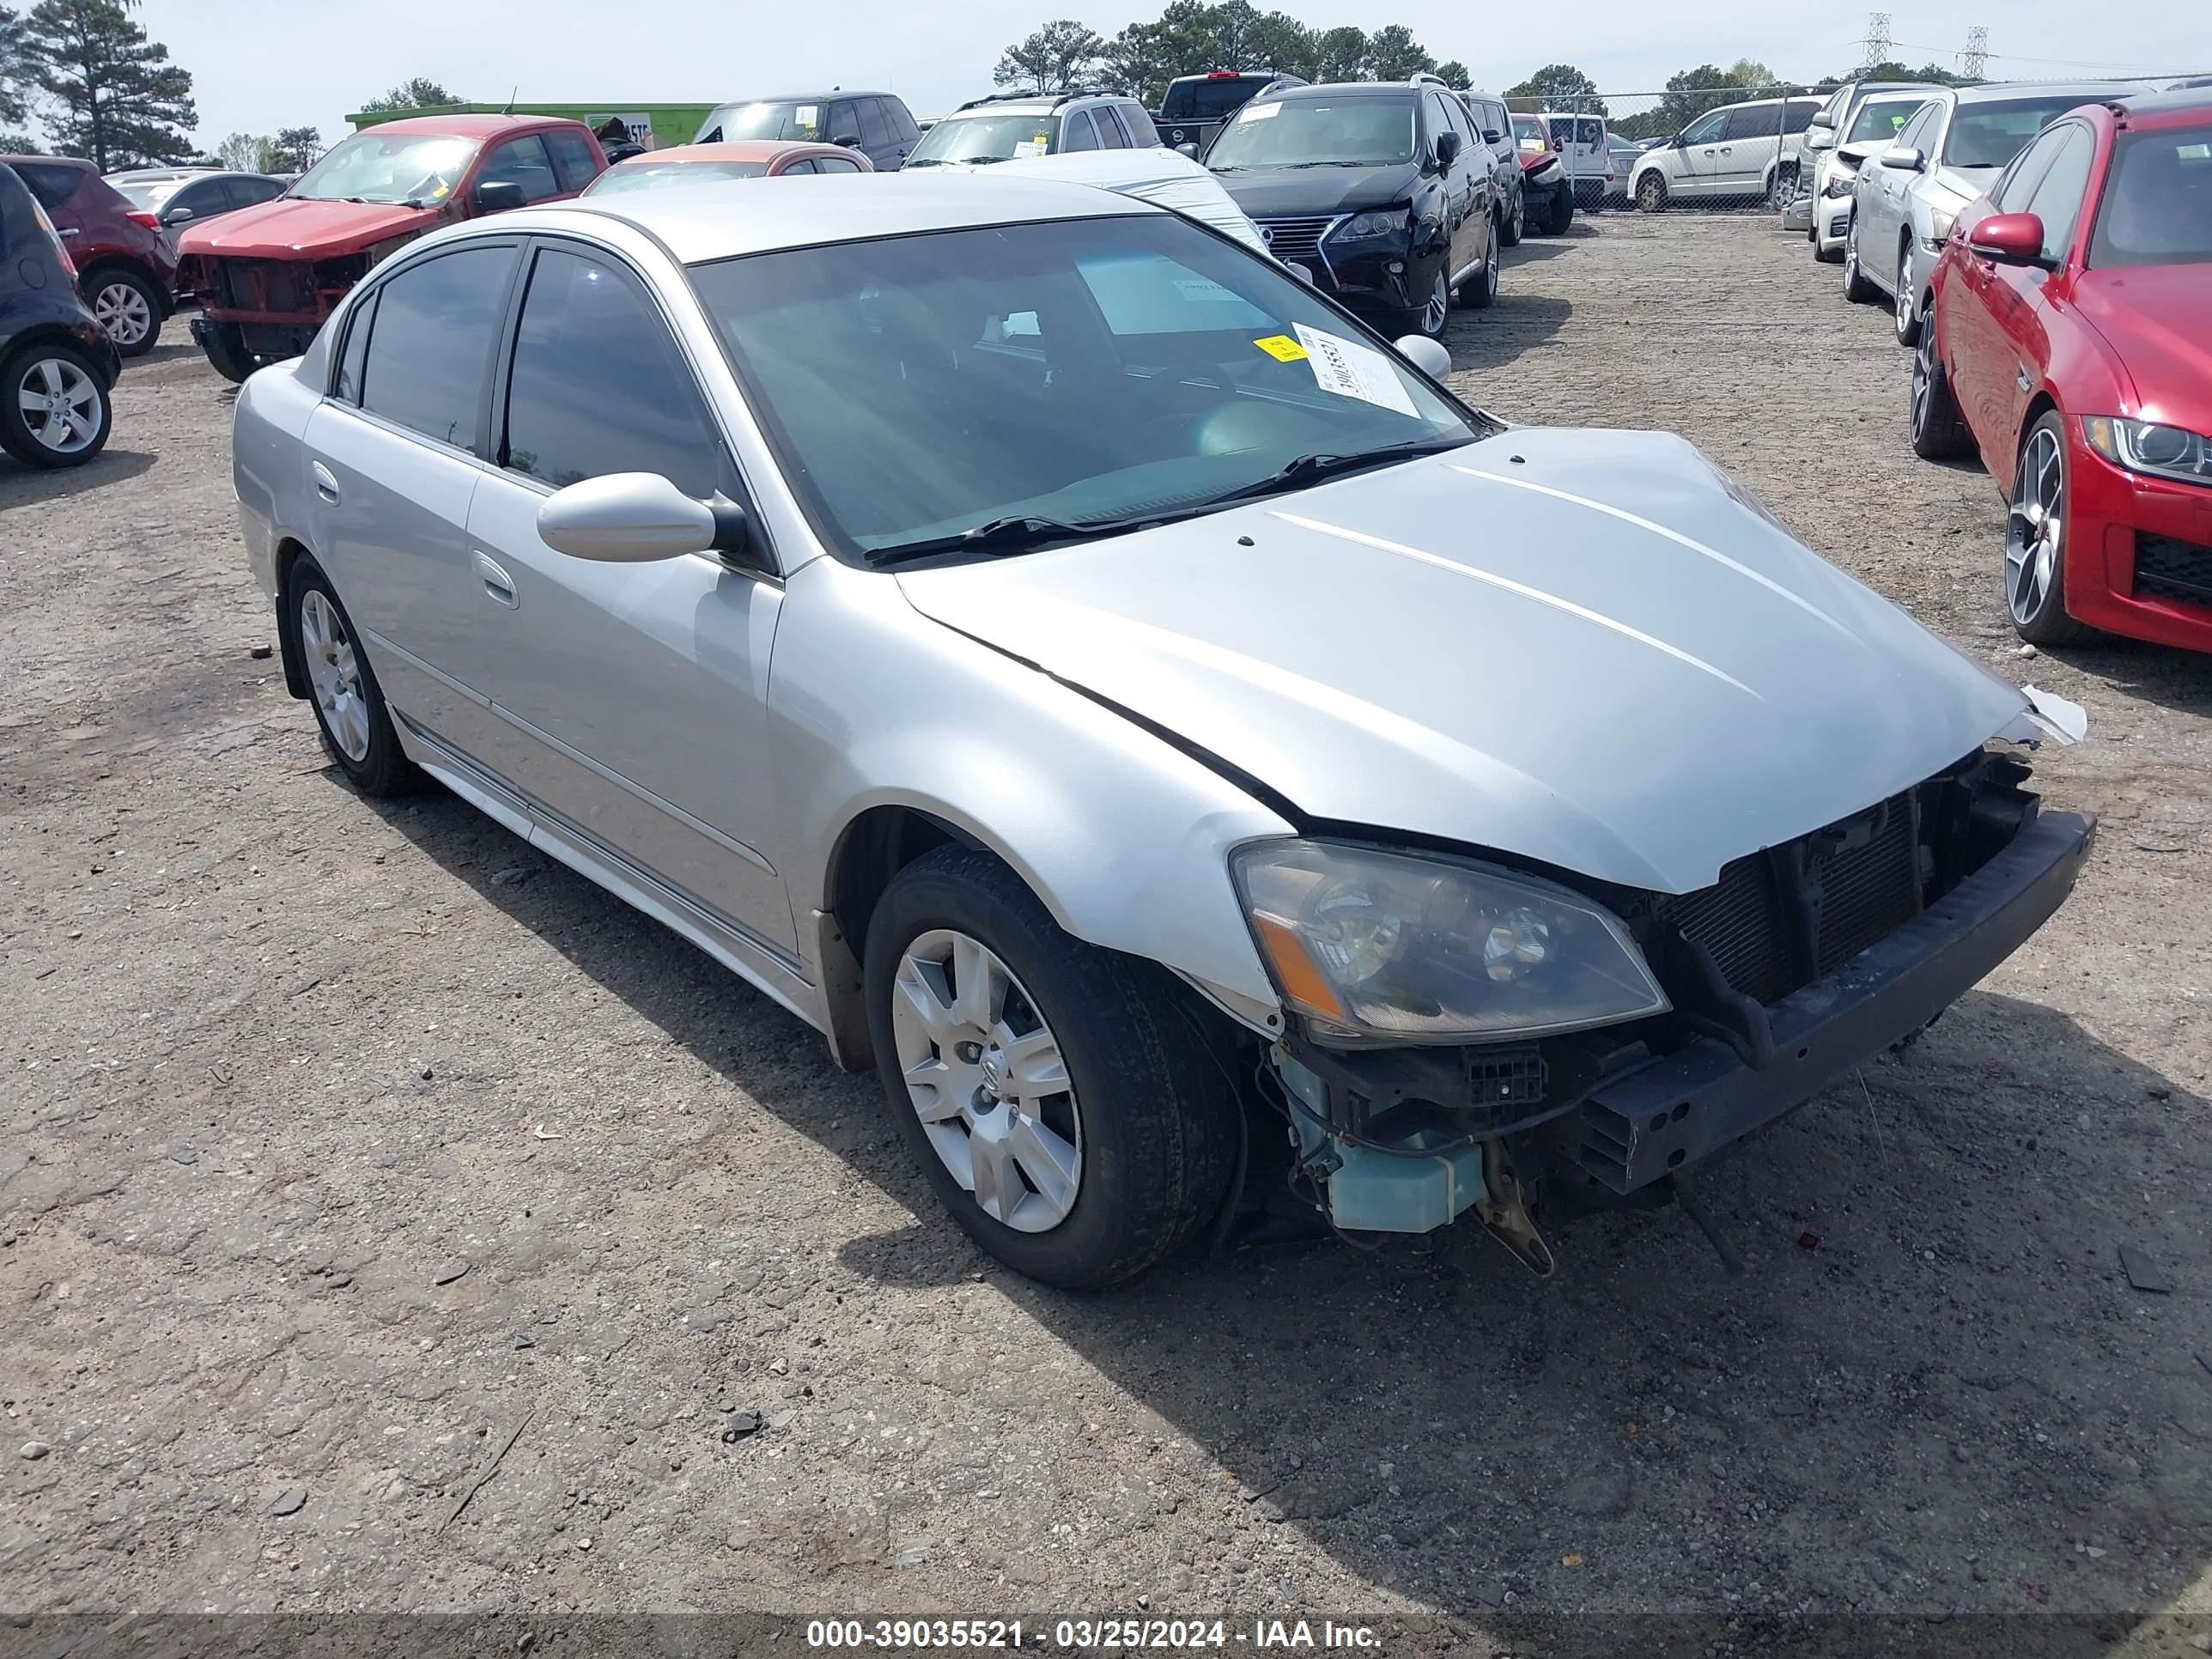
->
[907,112,1061,165]
[1510,115,1547,151]
[112,176,190,210]
[2092,125,2212,267]
[586,159,771,194]
[1943,97,2100,169]
[291,131,475,205]
[1546,116,1604,148]
[687,214,1480,560]
[1170,77,1270,120]
[710,101,829,143]
[1207,98,1415,168]
[1848,96,1929,144]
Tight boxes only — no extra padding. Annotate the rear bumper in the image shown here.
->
[1544,810,2095,1194]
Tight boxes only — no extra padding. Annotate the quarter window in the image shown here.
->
[1721,106,1782,143]
[9,161,82,210]
[1120,103,1159,145]
[334,289,375,404]
[358,245,516,448]
[479,135,562,204]
[501,246,720,498]
[857,98,895,151]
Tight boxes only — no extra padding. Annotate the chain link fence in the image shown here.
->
[1505,84,1822,217]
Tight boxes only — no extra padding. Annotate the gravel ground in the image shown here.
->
[4,212,2212,1651]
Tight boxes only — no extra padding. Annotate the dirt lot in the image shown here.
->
[5,211,2212,1653]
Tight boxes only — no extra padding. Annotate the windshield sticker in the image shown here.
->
[1291,324,1417,416]
[1239,102,1280,121]
[1018,136,1048,156]
[1253,334,1309,362]
[796,106,819,128]
[1173,276,1243,302]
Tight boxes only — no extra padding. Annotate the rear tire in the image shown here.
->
[200,321,260,384]
[1908,301,1973,462]
[1635,171,1667,212]
[83,264,162,357]
[1462,245,1499,311]
[0,340,112,470]
[863,847,1239,1289]
[1498,190,1523,247]
[284,556,419,795]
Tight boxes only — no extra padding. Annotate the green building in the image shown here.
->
[346,102,718,149]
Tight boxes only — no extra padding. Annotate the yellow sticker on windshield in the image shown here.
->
[1254,334,1308,362]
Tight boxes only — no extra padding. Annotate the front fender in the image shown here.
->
[766,557,1293,1012]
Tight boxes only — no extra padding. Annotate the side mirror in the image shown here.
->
[1808,112,1835,131]
[1434,130,1462,169]
[1879,144,1925,173]
[1966,210,2046,265]
[1394,335,1451,379]
[831,132,862,149]
[1176,141,1199,159]
[1481,128,1503,145]
[536,473,747,563]
[474,179,528,213]
[163,205,195,225]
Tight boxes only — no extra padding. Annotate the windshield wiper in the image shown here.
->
[866,512,1183,567]
[1202,438,1472,506]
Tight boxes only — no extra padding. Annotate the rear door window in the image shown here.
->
[501,244,721,497]
[813,155,865,173]
[1061,111,1099,152]
[358,244,517,450]
[10,161,83,210]
[858,98,895,151]
[1721,106,1783,143]
[544,129,603,192]
[478,135,562,204]
[1119,103,1159,145]
[827,100,860,144]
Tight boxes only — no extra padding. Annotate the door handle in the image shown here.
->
[58,226,81,237]
[475,550,517,607]
[311,461,340,503]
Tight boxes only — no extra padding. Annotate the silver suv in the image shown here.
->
[903,90,1161,166]
[228,173,2093,1287]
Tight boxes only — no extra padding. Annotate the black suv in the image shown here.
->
[0,161,117,469]
[1153,70,1305,156]
[1206,79,1498,337]
[693,92,922,171]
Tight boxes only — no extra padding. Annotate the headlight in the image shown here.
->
[1820,167,1856,198]
[1334,208,1409,240]
[2084,416,2212,487]
[1927,205,1957,244]
[1231,840,1668,1042]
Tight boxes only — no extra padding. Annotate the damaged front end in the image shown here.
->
[1246,740,2095,1270]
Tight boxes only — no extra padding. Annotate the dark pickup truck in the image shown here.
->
[1152,70,1304,157]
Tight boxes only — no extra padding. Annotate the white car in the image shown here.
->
[971,144,1268,257]
[1630,95,1823,210]
[1810,91,1936,259]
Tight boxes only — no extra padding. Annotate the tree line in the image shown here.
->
[1505,56,1981,140]
[994,3,1466,106]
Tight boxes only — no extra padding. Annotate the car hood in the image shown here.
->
[175,197,437,259]
[2072,264,2212,418]
[1214,161,1422,218]
[894,428,2041,896]
[1518,150,1562,175]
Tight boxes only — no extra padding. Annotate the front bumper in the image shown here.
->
[1781,193,1814,230]
[1543,809,2095,1194]
[2063,439,2212,654]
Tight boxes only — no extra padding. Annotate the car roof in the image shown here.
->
[616,140,856,166]
[363,113,586,138]
[707,92,897,108]
[1946,80,2136,106]
[0,152,93,170]
[520,171,1156,264]
[2112,86,2212,123]
[1273,82,1416,101]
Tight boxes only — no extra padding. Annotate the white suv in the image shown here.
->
[1630,95,1824,210]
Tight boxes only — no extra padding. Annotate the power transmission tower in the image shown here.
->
[1861,10,1893,70]
[1960,25,1989,79]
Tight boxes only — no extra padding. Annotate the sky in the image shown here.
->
[140,0,2212,150]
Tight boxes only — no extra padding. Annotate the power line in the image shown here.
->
[1884,35,2179,74]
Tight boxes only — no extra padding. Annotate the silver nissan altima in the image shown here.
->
[231,173,2095,1288]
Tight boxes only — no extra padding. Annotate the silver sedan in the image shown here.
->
[231,173,2093,1286]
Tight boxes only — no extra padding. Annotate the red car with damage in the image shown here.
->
[176,113,605,381]
[1913,87,2212,653]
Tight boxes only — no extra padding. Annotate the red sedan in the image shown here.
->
[1911,88,2212,651]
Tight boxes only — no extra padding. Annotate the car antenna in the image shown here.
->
[501,84,517,115]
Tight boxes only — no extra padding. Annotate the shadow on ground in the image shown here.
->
[366,781,2212,1636]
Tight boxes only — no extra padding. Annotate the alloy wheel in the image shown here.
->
[298,588,372,763]
[94,281,152,349]
[890,929,1084,1234]
[1893,245,1917,342]
[1421,270,1449,335]
[1910,313,1936,440]
[15,356,102,454]
[1844,218,1859,289]
[2005,424,2066,627]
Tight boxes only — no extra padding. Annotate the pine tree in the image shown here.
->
[24,0,195,170]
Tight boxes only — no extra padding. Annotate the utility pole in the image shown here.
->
[1960,26,1990,80]
[1861,10,1893,72]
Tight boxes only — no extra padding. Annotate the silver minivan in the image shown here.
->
[1628,94,1824,210]
[228,174,2094,1288]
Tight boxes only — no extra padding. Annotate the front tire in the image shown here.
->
[1546,185,1573,234]
[1462,244,1499,311]
[200,321,261,384]
[285,556,418,794]
[1397,267,1449,338]
[84,264,162,357]
[1635,171,1667,212]
[864,848,1239,1289]
[0,341,112,470]
[1843,214,1878,302]
[2006,411,2088,647]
